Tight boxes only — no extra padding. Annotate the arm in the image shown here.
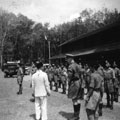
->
[44,73,51,96]
[85,74,95,101]
[31,75,35,89]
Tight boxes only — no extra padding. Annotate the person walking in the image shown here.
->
[17,63,24,95]
[32,61,51,120]
[66,54,82,120]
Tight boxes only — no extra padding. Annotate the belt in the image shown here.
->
[94,88,101,92]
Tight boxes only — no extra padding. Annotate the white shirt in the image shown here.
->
[32,69,50,97]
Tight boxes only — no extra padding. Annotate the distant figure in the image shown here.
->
[32,62,51,120]
[113,61,120,102]
[104,61,115,110]
[17,63,24,95]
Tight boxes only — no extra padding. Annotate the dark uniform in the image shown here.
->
[85,66,104,120]
[97,65,105,116]
[17,63,24,95]
[48,66,54,90]
[84,66,92,93]
[60,66,67,94]
[53,66,59,92]
[113,62,120,102]
[104,64,115,109]
[66,54,82,120]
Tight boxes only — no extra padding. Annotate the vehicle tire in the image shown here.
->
[4,73,8,78]
[10,75,13,77]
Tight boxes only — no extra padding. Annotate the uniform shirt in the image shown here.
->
[114,67,120,78]
[17,67,23,77]
[104,67,115,80]
[32,70,50,97]
[68,61,80,81]
[89,71,104,91]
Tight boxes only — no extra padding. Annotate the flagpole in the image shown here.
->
[44,34,51,64]
[48,41,51,64]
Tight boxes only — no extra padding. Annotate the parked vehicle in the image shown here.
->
[3,61,18,78]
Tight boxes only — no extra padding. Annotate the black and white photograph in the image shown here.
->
[0,0,120,120]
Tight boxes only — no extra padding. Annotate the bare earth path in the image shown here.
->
[0,70,120,120]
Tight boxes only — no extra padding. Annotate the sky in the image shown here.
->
[0,0,120,27]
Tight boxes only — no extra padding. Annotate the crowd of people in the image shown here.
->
[16,56,120,120]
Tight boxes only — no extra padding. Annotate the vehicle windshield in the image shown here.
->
[7,64,17,68]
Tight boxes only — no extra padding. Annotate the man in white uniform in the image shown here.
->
[32,62,51,120]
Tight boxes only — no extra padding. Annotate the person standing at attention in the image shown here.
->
[17,63,24,95]
[66,54,82,120]
[32,61,51,120]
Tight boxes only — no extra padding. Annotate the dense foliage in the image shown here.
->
[0,8,120,64]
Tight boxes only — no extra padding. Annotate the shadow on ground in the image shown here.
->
[59,111,73,119]
[30,98,35,102]
[30,114,36,120]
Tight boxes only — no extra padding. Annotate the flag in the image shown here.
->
[44,34,47,41]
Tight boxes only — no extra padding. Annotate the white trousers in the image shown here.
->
[35,96,47,120]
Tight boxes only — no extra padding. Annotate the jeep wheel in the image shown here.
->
[4,73,8,78]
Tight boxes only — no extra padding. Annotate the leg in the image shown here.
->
[35,97,41,120]
[110,92,114,110]
[80,88,84,100]
[50,81,52,90]
[41,96,47,120]
[55,82,58,92]
[62,83,66,94]
[114,88,119,102]
[19,84,23,94]
[86,109,95,120]
[106,90,110,107]
[68,99,81,120]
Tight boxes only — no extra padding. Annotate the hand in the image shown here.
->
[47,92,51,96]
[84,100,88,107]
[30,83,32,88]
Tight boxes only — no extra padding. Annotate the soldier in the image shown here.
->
[113,61,120,102]
[48,65,54,90]
[66,54,82,120]
[61,65,68,94]
[84,64,92,93]
[79,63,85,100]
[104,61,115,110]
[17,63,24,95]
[85,64,104,120]
[97,64,105,116]
[58,65,62,88]
[53,65,59,92]
[30,62,37,100]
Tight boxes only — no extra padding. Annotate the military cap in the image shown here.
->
[65,53,74,58]
[113,61,117,67]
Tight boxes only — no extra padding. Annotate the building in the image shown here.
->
[50,21,120,66]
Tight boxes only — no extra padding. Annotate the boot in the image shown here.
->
[75,104,81,120]
[17,85,21,95]
[19,85,23,94]
[98,103,103,116]
[68,104,80,120]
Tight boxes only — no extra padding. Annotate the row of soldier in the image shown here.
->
[30,60,120,105]
[29,59,120,120]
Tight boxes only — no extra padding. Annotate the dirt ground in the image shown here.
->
[0,70,120,120]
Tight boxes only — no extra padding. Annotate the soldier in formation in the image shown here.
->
[28,58,120,120]
[66,54,82,120]
[85,63,104,120]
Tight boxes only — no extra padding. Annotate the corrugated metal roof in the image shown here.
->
[59,21,120,47]
[51,42,120,59]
